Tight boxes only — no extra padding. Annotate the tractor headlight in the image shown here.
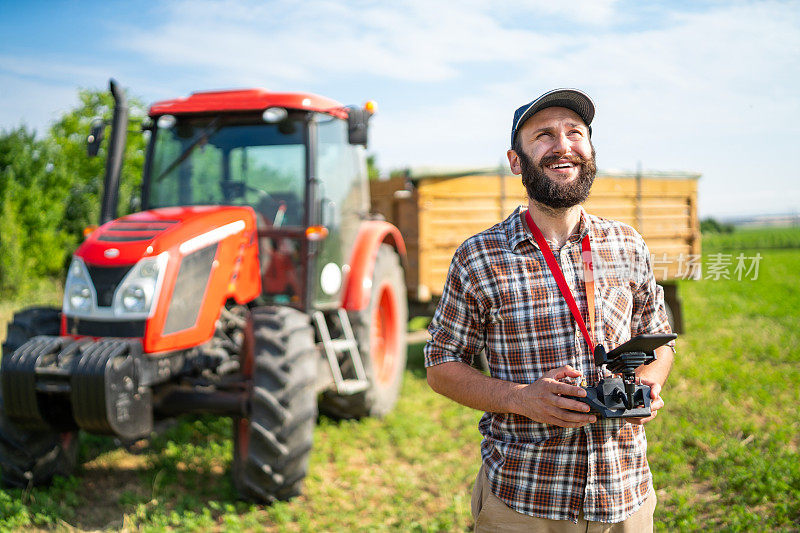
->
[69,284,92,311]
[121,285,147,312]
[64,257,96,314]
[113,253,168,318]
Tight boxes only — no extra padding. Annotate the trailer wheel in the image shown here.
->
[232,306,317,503]
[0,307,79,488]
[320,244,407,419]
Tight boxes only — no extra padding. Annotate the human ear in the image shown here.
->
[507,149,522,175]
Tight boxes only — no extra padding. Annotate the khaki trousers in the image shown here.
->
[471,464,656,532]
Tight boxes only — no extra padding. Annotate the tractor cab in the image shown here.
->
[141,89,374,310]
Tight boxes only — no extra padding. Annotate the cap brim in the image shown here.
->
[512,88,595,145]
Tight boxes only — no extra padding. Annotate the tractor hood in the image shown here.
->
[77,206,258,266]
[66,205,262,353]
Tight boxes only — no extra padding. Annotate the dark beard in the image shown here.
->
[518,146,597,209]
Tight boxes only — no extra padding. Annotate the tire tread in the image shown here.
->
[232,306,317,503]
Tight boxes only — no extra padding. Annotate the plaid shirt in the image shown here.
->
[424,206,673,523]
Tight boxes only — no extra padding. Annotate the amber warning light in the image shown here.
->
[305,226,329,241]
[364,100,378,115]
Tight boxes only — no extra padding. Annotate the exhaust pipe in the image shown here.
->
[100,78,128,224]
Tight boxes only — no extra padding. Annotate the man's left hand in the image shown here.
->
[626,378,663,425]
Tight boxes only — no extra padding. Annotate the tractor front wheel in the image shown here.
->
[0,307,79,488]
[232,306,317,503]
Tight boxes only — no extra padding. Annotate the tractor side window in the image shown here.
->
[315,117,368,229]
[312,115,369,306]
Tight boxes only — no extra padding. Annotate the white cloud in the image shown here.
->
[1,0,797,217]
[0,55,112,84]
[0,75,80,134]
[115,0,554,84]
[510,0,622,25]
[370,1,800,217]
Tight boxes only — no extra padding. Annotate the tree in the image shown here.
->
[49,87,147,239]
[0,86,147,298]
[0,127,71,290]
[700,217,734,234]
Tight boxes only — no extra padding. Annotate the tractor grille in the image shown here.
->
[97,219,179,242]
[86,264,134,307]
[66,317,146,338]
[163,243,218,335]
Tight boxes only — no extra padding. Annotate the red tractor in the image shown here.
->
[0,81,408,502]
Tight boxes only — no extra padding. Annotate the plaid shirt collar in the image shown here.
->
[505,205,592,253]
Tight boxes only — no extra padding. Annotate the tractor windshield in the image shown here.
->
[147,114,307,227]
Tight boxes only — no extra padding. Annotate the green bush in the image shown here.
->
[0,89,146,299]
[700,217,734,234]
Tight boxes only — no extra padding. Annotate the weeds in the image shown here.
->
[0,238,798,530]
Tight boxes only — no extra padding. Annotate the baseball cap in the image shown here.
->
[510,88,595,147]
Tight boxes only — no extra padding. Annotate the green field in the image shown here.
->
[0,238,798,531]
[702,225,800,251]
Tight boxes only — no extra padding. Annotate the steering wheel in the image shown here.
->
[221,181,276,205]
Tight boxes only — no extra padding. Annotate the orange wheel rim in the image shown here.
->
[371,281,399,385]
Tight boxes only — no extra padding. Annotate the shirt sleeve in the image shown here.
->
[424,250,486,367]
[630,237,676,348]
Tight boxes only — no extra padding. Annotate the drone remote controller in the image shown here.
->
[574,333,677,418]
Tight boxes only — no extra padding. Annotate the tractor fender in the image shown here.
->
[341,221,406,311]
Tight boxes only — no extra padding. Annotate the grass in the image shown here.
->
[0,232,798,531]
[648,245,800,531]
[0,351,481,531]
[702,226,800,252]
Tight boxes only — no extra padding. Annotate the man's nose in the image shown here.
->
[552,132,571,156]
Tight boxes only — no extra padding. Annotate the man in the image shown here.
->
[424,88,674,531]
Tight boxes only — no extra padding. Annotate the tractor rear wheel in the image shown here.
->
[0,307,79,488]
[232,306,317,503]
[319,244,407,419]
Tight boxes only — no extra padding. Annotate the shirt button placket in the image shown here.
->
[564,247,582,350]
[584,425,596,519]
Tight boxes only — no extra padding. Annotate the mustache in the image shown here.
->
[539,154,587,167]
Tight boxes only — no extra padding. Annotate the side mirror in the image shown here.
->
[140,116,154,132]
[87,118,106,157]
[347,107,369,146]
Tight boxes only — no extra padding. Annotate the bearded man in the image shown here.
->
[424,89,674,532]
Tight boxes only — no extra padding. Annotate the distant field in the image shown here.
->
[0,233,798,531]
[703,225,800,251]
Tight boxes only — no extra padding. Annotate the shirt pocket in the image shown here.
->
[488,257,542,327]
[598,279,633,346]
[485,259,546,380]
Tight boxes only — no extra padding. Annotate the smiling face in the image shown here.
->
[508,106,597,209]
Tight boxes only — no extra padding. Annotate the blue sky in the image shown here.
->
[1,0,798,218]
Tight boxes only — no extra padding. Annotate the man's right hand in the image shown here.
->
[426,361,596,428]
[510,365,597,428]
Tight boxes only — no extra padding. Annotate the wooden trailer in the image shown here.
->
[369,167,701,333]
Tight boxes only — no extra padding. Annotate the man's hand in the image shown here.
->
[510,365,597,428]
[625,378,664,425]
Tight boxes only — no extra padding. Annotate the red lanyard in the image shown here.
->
[524,210,596,352]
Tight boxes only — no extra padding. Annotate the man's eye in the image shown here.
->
[569,130,584,138]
